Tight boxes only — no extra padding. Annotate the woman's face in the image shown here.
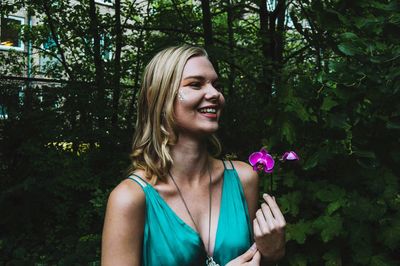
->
[174,56,225,136]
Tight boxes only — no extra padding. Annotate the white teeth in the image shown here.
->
[199,108,217,114]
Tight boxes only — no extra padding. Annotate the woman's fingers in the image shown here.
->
[261,203,275,229]
[225,243,259,265]
[239,243,257,262]
[263,194,286,227]
[255,209,270,234]
[253,219,261,238]
[249,251,261,265]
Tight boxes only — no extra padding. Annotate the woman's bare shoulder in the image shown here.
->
[230,160,259,188]
[107,171,147,213]
[102,172,146,265]
[229,160,259,219]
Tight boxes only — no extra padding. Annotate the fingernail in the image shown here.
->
[273,196,276,201]
[250,243,257,251]
[263,193,270,199]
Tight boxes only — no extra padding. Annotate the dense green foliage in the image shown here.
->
[1,0,399,265]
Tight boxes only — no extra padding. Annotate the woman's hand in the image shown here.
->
[253,194,286,262]
[225,243,261,266]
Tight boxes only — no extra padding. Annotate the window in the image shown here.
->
[0,16,25,51]
[95,0,113,6]
[0,85,25,120]
[82,34,113,61]
[43,36,56,50]
[100,35,113,61]
[0,104,8,119]
[39,36,60,74]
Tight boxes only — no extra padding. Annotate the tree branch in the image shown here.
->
[42,2,74,80]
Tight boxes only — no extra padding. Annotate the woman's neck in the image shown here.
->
[169,134,210,185]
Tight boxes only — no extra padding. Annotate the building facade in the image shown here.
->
[0,1,115,119]
[0,0,114,78]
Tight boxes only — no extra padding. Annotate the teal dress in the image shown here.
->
[128,161,252,265]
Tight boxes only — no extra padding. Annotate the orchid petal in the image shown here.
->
[265,167,274,173]
[249,152,263,166]
[260,148,269,156]
[265,154,275,169]
[258,154,275,172]
[281,151,299,161]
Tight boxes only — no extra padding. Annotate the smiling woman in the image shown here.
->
[175,56,225,135]
[101,45,286,266]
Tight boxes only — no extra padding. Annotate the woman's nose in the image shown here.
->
[205,84,221,100]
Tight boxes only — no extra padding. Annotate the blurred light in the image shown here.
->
[0,41,14,46]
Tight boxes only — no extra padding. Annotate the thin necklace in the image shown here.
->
[168,162,219,266]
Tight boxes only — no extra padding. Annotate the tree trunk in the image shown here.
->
[126,1,150,136]
[258,0,273,97]
[226,0,235,96]
[88,0,106,129]
[275,0,285,65]
[200,0,218,73]
[273,0,286,89]
[112,0,122,129]
[258,0,287,99]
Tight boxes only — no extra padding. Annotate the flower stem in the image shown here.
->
[270,173,273,193]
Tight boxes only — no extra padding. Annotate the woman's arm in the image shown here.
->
[233,161,286,265]
[101,179,146,266]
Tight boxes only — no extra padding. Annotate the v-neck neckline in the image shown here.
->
[145,168,226,256]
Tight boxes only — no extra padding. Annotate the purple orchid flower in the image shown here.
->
[281,151,300,161]
[249,148,275,173]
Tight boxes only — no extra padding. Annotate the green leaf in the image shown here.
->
[370,1,398,11]
[288,254,308,266]
[328,113,351,130]
[323,249,341,266]
[338,43,357,56]
[281,121,296,144]
[321,97,339,111]
[317,71,325,83]
[313,215,343,242]
[286,220,312,244]
[282,172,296,188]
[353,150,376,159]
[340,32,358,40]
[315,185,346,202]
[386,121,400,129]
[284,99,312,122]
[326,200,344,215]
[370,255,398,266]
[303,151,319,170]
[279,192,302,216]
[379,218,400,250]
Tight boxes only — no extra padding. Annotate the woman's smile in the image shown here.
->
[197,105,218,119]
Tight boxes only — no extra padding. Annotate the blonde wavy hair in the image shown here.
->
[128,45,222,184]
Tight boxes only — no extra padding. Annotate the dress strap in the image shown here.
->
[222,160,227,169]
[222,160,235,170]
[127,173,148,188]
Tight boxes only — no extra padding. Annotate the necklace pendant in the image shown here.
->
[206,256,219,266]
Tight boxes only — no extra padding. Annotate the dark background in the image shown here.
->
[1,0,399,265]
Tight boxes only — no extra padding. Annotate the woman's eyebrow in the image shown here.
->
[183,75,219,82]
[182,75,205,81]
